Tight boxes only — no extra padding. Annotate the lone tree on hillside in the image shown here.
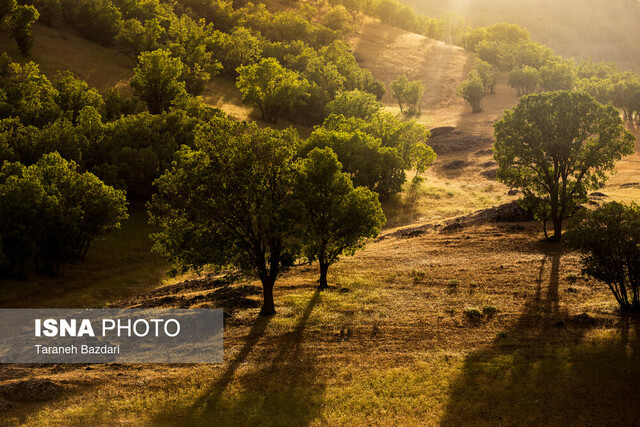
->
[457,71,484,112]
[130,49,187,114]
[148,117,301,316]
[567,202,640,312]
[494,91,635,241]
[10,5,39,56]
[236,58,310,124]
[391,74,424,115]
[295,148,386,289]
[474,59,499,94]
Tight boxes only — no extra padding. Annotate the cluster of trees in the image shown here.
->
[235,40,385,125]
[1,0,39,55]
[0,50,436,311]
[0,53,211,275]
[452,21,640,122]
[149,116,387,315]
[0,153,127,277]
[494,90,638,312]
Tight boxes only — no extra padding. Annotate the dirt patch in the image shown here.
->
[441,160,468,170]
[385,201,532,239]
[427,127,493,155]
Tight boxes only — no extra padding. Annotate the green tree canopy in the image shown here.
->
[295,147,385,289]
[0,152,127,277]
[236,57,310,123]
[10,5,39,55]
[325,89,381,120]
[508,66,539,96]
[457,71,484,112]
[148,117,302,315]
[494,91,635,240]
[391,74,425,115]
[303,125,406,199]
[130,49,187,114]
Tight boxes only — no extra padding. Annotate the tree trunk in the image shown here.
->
[551,218,563,242]
[318,260,329,290]
[259,278,276,316]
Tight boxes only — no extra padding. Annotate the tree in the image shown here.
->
[567,202,640,311]
[325,89,381,120]
[0,152,127,277]
[303,125,406,199]
[474,59,499,94]
[322,5,353,34]
[295,148,385,289]
[0,0,16,21]
[236,58,310,123]
[539,60,576,92]
[210,27,263,76]
[130,49,187,114]
[494,91,635,241]
[117,18,166,65]
[508,66,539,96]
[391,74,424,115]
[457,71,484,112]
[10,5,39,55]
[148,118,302,315]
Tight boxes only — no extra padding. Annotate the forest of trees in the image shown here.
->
[1,0,640,314]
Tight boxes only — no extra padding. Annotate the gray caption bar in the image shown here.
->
[0,309,223,363]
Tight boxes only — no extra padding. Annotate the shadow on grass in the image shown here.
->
[155,290,325,426]
[442,248,640,426]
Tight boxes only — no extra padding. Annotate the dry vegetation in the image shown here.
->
[2,11,640,427]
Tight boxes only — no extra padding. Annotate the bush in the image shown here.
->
[325,89,381,120]
[391,74,424,115]
[566,202,640,312]
[457,71,484,113]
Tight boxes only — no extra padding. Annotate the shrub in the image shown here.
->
[457,71,484,113]
[567,202,640,312]
[391,74,424,115]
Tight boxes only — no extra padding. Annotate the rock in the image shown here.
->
[589,192,608,198]
[571,313,597,326]
[0,378,61,402]
[429,126,455,137]
[481,168,498,180]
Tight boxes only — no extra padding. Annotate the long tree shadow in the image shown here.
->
[441,248,640,426]
[155,290,325,426]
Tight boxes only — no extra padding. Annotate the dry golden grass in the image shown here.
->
[3,223,640,425]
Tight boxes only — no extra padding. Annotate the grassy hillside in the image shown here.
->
[7,223,640,425]
[404,0,640,72]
